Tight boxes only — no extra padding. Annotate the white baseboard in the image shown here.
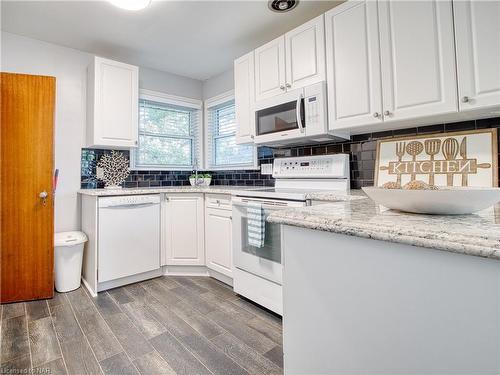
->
[81,277,97,297]
[207,268,233,287]
[96,268,163,293]
[162,265,209,276]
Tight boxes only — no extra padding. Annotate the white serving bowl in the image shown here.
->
[362,186,500,215]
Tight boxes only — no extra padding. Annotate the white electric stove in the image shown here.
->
[232,154,350,314]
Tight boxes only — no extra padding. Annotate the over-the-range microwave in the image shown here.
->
[253,82,347,145]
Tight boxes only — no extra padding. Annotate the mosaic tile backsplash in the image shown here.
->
[81,117,500,190]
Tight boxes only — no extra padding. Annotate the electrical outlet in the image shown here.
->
[96,166,104,179]
[260,163,273,175]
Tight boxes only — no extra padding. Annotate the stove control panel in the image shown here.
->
[273,154,349,179]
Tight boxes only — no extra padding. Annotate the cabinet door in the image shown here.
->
[91,57,138,148]
[285,15,326,90]
[234,52,256,144]
[325,1,383,130]
[378,0,457,122]
[163,194,205,266]
[254,36,286,101]
[205,208,232,277]
[454,0,500,111]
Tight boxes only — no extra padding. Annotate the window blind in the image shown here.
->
[206,98,255,169]
[135,98,201,169]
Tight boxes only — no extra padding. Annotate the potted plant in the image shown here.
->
[189,174,204,186]
[203,173,212,186]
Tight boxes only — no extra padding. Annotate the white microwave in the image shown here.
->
[253,82,334,145]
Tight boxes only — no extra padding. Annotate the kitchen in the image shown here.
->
[1,0,500,374]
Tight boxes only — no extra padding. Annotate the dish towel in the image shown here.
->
[247,201,265,248]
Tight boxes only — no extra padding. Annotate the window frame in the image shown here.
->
[204,91,258,171]
[130,89,203,171]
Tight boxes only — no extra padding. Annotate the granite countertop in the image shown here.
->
[268,197,500,261]
[77,185,259,196]
[78,186,367,201]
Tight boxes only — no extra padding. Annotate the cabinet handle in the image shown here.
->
[279,85,285,90]
[251,135,254,139]
[373,112,380,118]
[384,110,391,116]
[461,96,470,103]
[285,83,291,88]
[134,140,138,145]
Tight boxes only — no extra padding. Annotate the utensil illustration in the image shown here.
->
[459,137,468,186]
[442,138,459,186]
[424,139,441,185]
[406,141,423,181]
[395,142,406,185]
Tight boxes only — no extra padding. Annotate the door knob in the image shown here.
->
[373,112,380,118]
[39,191,48,206]
[384,110,391,116]
[461,96,470,103]
[279,85,285,90]
[285,83,291,88]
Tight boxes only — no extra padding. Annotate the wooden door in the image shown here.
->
[205,207,232,277]
[285,15,326,90]
[378,0,458,122]
[234,51,256,144]
[162,193,205,266]
[1,72,55,303]
[454,0,500,111]
[254,36,286,101]
[325,1,383,130]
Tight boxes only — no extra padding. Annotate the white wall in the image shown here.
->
[202,68,234,99]
[1,31,203,232]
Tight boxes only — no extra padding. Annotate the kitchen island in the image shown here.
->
[268,198,500,375]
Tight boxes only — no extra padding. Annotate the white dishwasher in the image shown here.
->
[98,195,160,284]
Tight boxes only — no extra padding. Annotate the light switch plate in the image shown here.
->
[260,163,273,175]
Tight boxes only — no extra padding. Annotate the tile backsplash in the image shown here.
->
[81,117,500,190]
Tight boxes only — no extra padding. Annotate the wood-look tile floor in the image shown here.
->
[0,276,283,375]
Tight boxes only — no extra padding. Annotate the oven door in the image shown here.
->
[254,89,305,144]
[232,197,306,285]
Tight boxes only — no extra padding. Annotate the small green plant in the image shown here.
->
[203,173,212,178]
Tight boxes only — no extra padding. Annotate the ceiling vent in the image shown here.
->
[268,0,299,13]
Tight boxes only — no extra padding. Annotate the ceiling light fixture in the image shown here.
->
[108,0,151,11]
[268,0,299,13]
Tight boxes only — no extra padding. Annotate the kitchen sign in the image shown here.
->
[375,129,498,187]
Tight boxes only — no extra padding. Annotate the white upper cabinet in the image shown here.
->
[234,52,256,144]
[285,15,326,90]
[325,1,383,130]
[87,56,139,149]
[454,0,500,111]
[378,0,458,122]
[254,15,326,102]
[255,36,286,101]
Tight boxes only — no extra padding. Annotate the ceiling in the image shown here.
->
[1,0,342,80]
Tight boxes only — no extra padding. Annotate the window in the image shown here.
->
[206,93,256,170]
[132,90,202,170]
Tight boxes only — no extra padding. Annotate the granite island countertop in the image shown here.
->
[268,197,500,261]
[78,186,367,201]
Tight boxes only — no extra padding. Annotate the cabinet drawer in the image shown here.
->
[205,194,232,210]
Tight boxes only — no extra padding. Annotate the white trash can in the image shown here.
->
[54,231,88,293]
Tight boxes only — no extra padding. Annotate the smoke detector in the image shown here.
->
[268,0,299,13]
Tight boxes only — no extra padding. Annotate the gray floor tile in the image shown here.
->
[263,346,283,368]
[26,300,49,322]
[100,352,140,375]
[60,337,102,375]
[35,358,67,375]
[1,303,25,320]
[133,351,176,375]
[0,315,29,364]
[0,354,31,372]
[150,332,211,375]
[212,333,282,375]
[120,301,166,339]
[103,313,154,360]
[28,316,62,366]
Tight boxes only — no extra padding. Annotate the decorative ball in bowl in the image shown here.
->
[362,182,500,215]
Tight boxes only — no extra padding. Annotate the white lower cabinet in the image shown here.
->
[162,193,205,266]
[205,195,233,278]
